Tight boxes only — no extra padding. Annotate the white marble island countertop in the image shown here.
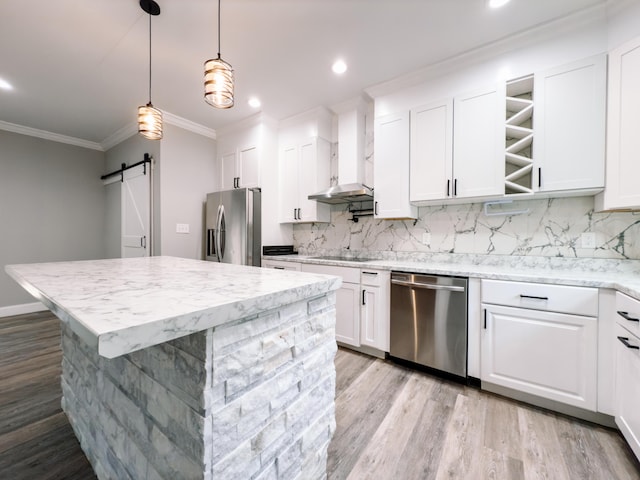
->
[6,256,341,359]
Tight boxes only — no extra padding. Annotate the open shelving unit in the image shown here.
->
[505,75,534,194]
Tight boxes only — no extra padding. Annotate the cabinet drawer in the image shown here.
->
[616,292,640,337]
[301,263,360,283]
[481,279,598,316]
[360,269,388,286]
[262,260,301,271]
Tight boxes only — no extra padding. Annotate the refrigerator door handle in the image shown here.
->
[207,228,215,257]
[216,205,226,262]
[215,205,223,262]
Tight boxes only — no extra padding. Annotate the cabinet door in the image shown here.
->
[297,138,330,223]
[237,145,260,188]
[279,145,299,223]
[373,112,417,219]
[410,99,453,202]
[336,282,361,347]
[220,151,237,190]
[360,285,390,351]
[481,304,597,410]
[602,36,640,209]
[614,323,640,461]
[534,55,606,192]
[453,86,505,199]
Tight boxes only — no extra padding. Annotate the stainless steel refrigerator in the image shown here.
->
[205,188,261,266]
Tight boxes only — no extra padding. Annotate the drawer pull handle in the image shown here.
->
[617,311,640,323]
[520,294,548,301]
[274,266,285,270]
[362,271,378,276]
[617,336,640,350]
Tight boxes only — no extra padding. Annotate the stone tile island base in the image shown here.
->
[60,291,337,480]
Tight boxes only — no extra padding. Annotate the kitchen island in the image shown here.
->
[5,256,341,480]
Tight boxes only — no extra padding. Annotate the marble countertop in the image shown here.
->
[264,253,640,301]
[5,256,341,359]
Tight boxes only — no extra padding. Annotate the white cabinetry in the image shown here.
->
[217,116,269,191]
[374,112,417,219]
[279,137,331,223]
[614,292,640,461]
[262,259,301,271]
[301,264,360,346]
[534,54,606,193]
[597,36,640,210]
[220,145,260,190]
[410,99,453,202]
[452,85,505,199]
[481,280,598,410]
[360,269,390,351]
[300,264,390,352]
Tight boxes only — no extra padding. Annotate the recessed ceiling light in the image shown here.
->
[488,0,511,8]
[248,97,261,108]
[332,59,347,75]
[0,78,14,91]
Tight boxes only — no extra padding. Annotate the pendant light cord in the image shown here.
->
[217,0,221,58]
[148,13,152,104]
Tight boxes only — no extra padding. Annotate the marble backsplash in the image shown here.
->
[293,196,640,260]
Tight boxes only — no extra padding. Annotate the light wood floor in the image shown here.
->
[1,312,639,480]
[329,348,640,480]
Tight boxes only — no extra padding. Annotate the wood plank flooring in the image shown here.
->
[329,348,640,480]
[0,311,96,479]
[1,311,640,479]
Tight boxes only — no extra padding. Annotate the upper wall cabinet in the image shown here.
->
[374,111,417,219]
[596,37,640,211]
[279,137,331,223]
[533,54,606,194]
[220,145,260,190]
[217,116,269,191]
[453,85,506,199]
[410,99,453,202]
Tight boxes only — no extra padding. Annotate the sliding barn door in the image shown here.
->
[121,164,150,258]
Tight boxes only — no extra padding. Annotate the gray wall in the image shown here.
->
[158,124,216,259]
[0,130,106,309]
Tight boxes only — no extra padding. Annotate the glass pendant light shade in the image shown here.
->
[138,102,163,140]
[204,55,234,108]
[138,0,162,140]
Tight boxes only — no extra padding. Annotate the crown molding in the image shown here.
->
[365,2,608,99]
[0,120,103,151]
[163,111,217,139]
[100,122,137,151]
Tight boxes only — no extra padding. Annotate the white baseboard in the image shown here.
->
[0,302,47,318]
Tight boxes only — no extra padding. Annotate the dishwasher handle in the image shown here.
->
[391,279,465,292]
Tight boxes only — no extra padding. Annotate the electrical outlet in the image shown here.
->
[176,223,190,234]
[581,232,596,249]
[422,233,431,246]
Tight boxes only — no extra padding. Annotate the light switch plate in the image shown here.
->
[581,232,596,249]
[422,233,431,246]
[176,223,190,234]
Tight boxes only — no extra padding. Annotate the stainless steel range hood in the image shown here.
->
[308,183,373,204]
[308,101,373,204]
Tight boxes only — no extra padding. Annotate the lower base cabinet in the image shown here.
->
[480,279,599,412]
[301,264,389,351]
[481,304,598,410]
[614,297,640,461]
[335,281,360,346]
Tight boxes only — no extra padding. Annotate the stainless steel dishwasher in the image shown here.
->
[390,272,468,378]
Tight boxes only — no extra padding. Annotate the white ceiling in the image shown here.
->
[0,0,608,145]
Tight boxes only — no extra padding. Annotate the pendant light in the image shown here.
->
[138,0,163,140]
[204,0,234,109]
